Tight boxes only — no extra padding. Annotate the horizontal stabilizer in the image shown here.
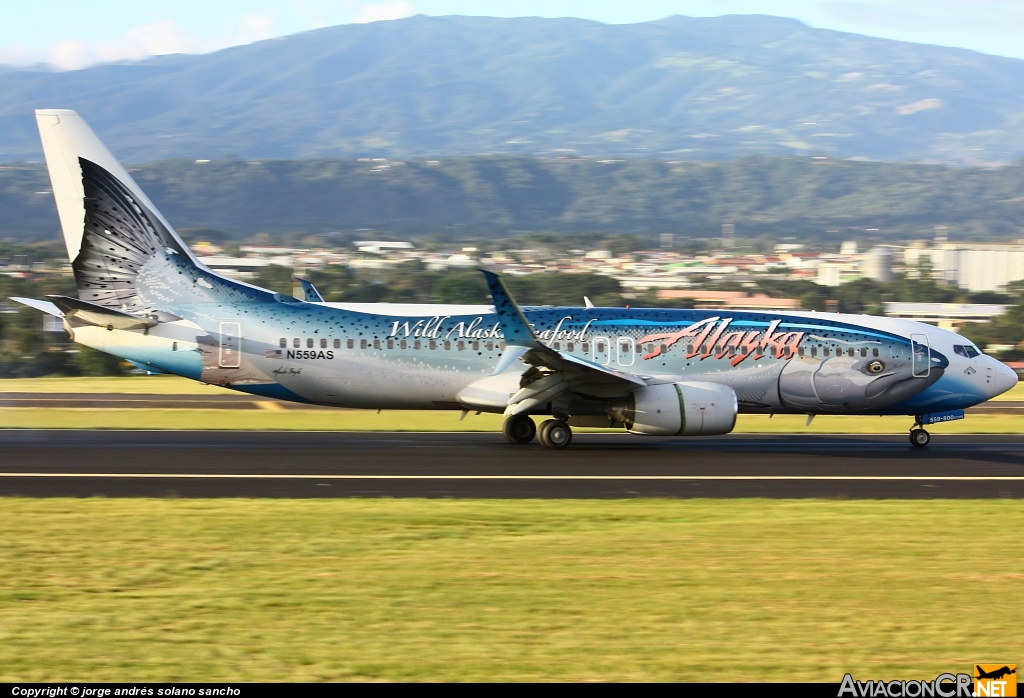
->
[9,296,63,317]
[46,295,158,330]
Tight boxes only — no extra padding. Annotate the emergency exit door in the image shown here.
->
[219,321,241,368]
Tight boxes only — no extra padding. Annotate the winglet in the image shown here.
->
[480,269,541,347]
[295,278,324,303]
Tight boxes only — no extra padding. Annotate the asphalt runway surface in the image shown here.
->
[2,430,1024,498]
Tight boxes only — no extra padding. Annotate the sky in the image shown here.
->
[3,1,1024,70]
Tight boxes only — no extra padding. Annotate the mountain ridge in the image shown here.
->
[3,14,1024,164]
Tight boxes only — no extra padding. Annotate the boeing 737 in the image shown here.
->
[12,110,1018,448]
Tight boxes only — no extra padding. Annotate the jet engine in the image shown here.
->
[616,382,737,436]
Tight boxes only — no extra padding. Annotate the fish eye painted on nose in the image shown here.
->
[866,360,885,374]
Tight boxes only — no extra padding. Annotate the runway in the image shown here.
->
[2,430,1024,498]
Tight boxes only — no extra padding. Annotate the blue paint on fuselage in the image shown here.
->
[99,299,977,416]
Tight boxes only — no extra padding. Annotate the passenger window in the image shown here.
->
[660,343,668,355]
[444,340,451,350]
[485,341,493,351]
[360,339,368,349]
[823,348,830,356]
[872,348,879,357]
[860,348,867,357]
[429,340,437,350]
[279,338,287,348]
[346,339,353,349]
[567,342,574,352]
[597,341,605,353]
[335,339,341,349]
[848,348,855,357]
[414,340,421,350]
[798,347,805,357]
[293,338,300,348]
[553,342,560,350]
[457,341,465,350]
[400,339,407,350]
[373,339,381,350]
[811,347,818,357]
[387,339,394,349]
[307,338,314,348]
[321,338,327,349]
[582,343,590,353]
[472,341,480,351]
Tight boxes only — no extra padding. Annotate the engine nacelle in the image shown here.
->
[624,382,737,436]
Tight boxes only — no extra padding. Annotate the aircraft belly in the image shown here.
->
[302,355,491,409]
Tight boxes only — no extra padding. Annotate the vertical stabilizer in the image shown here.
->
[34,109,268,309]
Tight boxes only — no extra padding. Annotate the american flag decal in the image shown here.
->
[265,349,282,359]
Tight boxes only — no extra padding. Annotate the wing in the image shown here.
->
[481,270,646,415]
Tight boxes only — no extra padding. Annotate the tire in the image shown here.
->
[909,428,930,447]
[503,415,536,444]
[538,419,572,450]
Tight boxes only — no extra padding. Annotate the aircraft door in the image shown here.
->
[593,336,611,365]
[219,321,242,368]
[911,333,930,378]
[616,336,635,367]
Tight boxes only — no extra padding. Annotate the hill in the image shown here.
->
[4,155,1024,241]
[3,15,1024,164]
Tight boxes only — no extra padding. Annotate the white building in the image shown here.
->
[904,244,1024,291]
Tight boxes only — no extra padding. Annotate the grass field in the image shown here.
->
[4,375,1024,400]
[0,498,1020,682]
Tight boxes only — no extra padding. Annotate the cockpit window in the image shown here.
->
[954,344,981,358]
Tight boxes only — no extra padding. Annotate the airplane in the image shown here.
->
[976,666,1016,681]
[11,110,1018,449]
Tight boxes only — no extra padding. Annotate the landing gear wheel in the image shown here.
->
[909,428,930,447]
[538,419,573,450]
[503,414,536,444]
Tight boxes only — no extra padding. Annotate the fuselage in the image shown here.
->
[69,299,1017,416]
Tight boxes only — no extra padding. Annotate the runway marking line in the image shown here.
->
[1,473,1024,481]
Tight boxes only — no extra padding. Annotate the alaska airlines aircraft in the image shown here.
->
[13,110,1018,448]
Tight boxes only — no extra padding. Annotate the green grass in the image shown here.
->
[6,375,1023,400]
[0,499,1020,681]
[0,376,233,394]
[1,408,1021,433]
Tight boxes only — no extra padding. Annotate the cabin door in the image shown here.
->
[911,333,930,378]
[219,321,242,368]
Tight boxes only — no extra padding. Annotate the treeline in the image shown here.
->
[4,155,1024,242]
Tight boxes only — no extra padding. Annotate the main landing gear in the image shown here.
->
[503,414,537,444]
[502,415,573,449]
[909,420,931,448]
[538,419,573,450]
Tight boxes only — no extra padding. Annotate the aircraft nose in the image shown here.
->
[987,358,1018,398]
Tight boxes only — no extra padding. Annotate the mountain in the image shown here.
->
[4,156,1024,241]
[3,15,1024,164]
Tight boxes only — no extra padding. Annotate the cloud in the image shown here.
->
[4,13,276,71]
[353,2,413,24]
